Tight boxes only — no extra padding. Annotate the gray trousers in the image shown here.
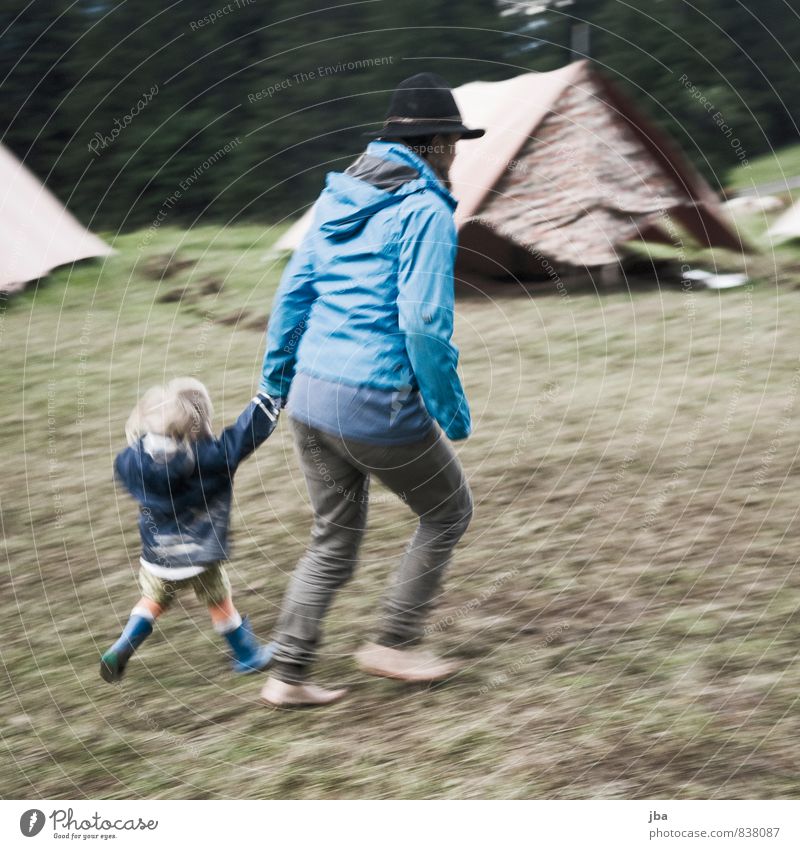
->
[271,418,473,683]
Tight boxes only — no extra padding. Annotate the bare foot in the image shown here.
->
[260,677,347,708]
[355,642,461,683]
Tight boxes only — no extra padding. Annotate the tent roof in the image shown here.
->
[0,144,111,291]
[449,62,584,226]
[452,61,742,253]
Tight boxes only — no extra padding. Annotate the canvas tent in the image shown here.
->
[768,201,800,243]
[275,61,743,279]
[0,144,111,292]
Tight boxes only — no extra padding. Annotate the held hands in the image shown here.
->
[254,392,282,417]
[253,392,282,438]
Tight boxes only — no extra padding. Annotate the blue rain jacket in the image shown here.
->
[260,140,471,441]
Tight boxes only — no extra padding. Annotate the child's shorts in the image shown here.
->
[138,563,231,608]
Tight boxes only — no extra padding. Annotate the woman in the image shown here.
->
[259,73,484,706]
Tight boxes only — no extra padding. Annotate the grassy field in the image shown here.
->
[725,141,800,193]
[2,198,800,799]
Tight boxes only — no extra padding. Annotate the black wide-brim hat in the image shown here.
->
[364,72,485,140]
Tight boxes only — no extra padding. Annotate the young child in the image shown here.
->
[100,377,280,683]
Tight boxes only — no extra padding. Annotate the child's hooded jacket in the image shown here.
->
[114,393,278,570]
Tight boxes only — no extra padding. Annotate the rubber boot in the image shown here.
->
[100,614,153,683]
[223,616,275,674]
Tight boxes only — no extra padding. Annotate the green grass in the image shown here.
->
[725,141,800,193]
[1,221,799,799]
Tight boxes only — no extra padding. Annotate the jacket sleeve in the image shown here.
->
[113,446,138,496]
[260,234,317,399]
[396,200,471,441]
[196,393,280,476]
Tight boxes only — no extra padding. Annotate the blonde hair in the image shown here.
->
[125,377,214,446]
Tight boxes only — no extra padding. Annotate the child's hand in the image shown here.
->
[254,392,281,423]
[251,392,281,445]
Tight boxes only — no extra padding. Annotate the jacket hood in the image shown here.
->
[115,436,197,504]
[317,142,455,241]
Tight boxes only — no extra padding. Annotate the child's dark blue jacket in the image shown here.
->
[114,393,279,569]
